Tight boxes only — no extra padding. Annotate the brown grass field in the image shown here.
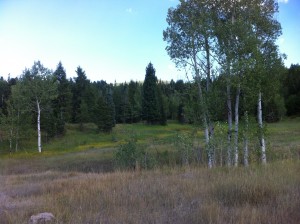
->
[0,118,299,224]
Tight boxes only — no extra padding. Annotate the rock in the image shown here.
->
[29,212,55,224]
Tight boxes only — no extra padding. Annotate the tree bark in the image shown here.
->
[258,91,266,164]
[37,100,42,153]
[234,84,240,167]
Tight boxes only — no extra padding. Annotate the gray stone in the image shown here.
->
[29,212,55,224]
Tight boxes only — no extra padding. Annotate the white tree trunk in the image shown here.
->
[243,111,249,167]
[197,78,212,169]
[192,39,212,168]
[227,83,232,166]
[195,72,212,168]
[204,124,213,168]
[37,100,42,153]
[258,92,266,164]
[234,84,240,167]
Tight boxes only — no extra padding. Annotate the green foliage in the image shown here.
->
[173,131,195,165]
[264,94,286,122]
[94,94,114,133]
[115,137,138,170]
[128,81,142,123]
[284,64,300,116]
[78,100,89,131]
[72,66,89,123]
[157,82,167,125]
[142,63,160,124]
[0,77,10,114]
[52,62,72,135]
[91,84,114,133]
[114,135,154,170]
[209,121,228,166]
[10,61,58,152]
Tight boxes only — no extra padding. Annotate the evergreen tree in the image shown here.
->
[52,62,72,135]
[95,93,113,133]
[112,82,125,123]
[128,81,142,123]
[105,85,116,127]
[157,81,167,125]
[72,66,89,124]
[284,64,300,116]
[142,63,160,124]
[0,77,10,115]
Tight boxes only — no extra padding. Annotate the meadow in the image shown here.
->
[0,118,299,223]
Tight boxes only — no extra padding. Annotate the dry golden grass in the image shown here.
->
[1,160,299,224]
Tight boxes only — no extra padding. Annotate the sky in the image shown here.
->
[0,0,299,83]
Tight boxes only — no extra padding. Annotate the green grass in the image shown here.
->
[267,117,300,160]
[1,118,299,172]
[0,121,198,175]
[8,122,196,154]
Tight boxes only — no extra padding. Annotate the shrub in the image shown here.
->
[114,136,156,170]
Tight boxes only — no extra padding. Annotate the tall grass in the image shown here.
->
[0,161,299,223]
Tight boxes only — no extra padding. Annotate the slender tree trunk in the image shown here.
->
[37,100,42,153]
[192,38,212,168]
[227,82,232,166]
[196,76,212,168]
[234,84,240,167]
[204,36,214,167]
[204,120,213,168]
[258,91,266,164]
[243,110,249,167]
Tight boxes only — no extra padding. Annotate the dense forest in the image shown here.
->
[0,0,299,167]
[0,61,299,149]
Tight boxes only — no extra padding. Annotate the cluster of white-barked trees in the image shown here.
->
[164,0,284,167]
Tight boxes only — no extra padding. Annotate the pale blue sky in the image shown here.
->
[0,0,299,83]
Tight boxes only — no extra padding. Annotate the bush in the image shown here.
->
[114,136,156,170]
[115,139,138,170]
[173,132,195,165]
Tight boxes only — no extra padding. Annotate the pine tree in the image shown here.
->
[128,81,142,123]
[72,66,88,124]
[157,81,167,125]
[53,62,72,135]
[142,63,160,124]
[95,93,113,133]
[93,82,115,133]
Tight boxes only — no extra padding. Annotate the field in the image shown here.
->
[0,118,299,223]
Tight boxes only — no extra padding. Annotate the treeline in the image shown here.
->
[0,60,299,153]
